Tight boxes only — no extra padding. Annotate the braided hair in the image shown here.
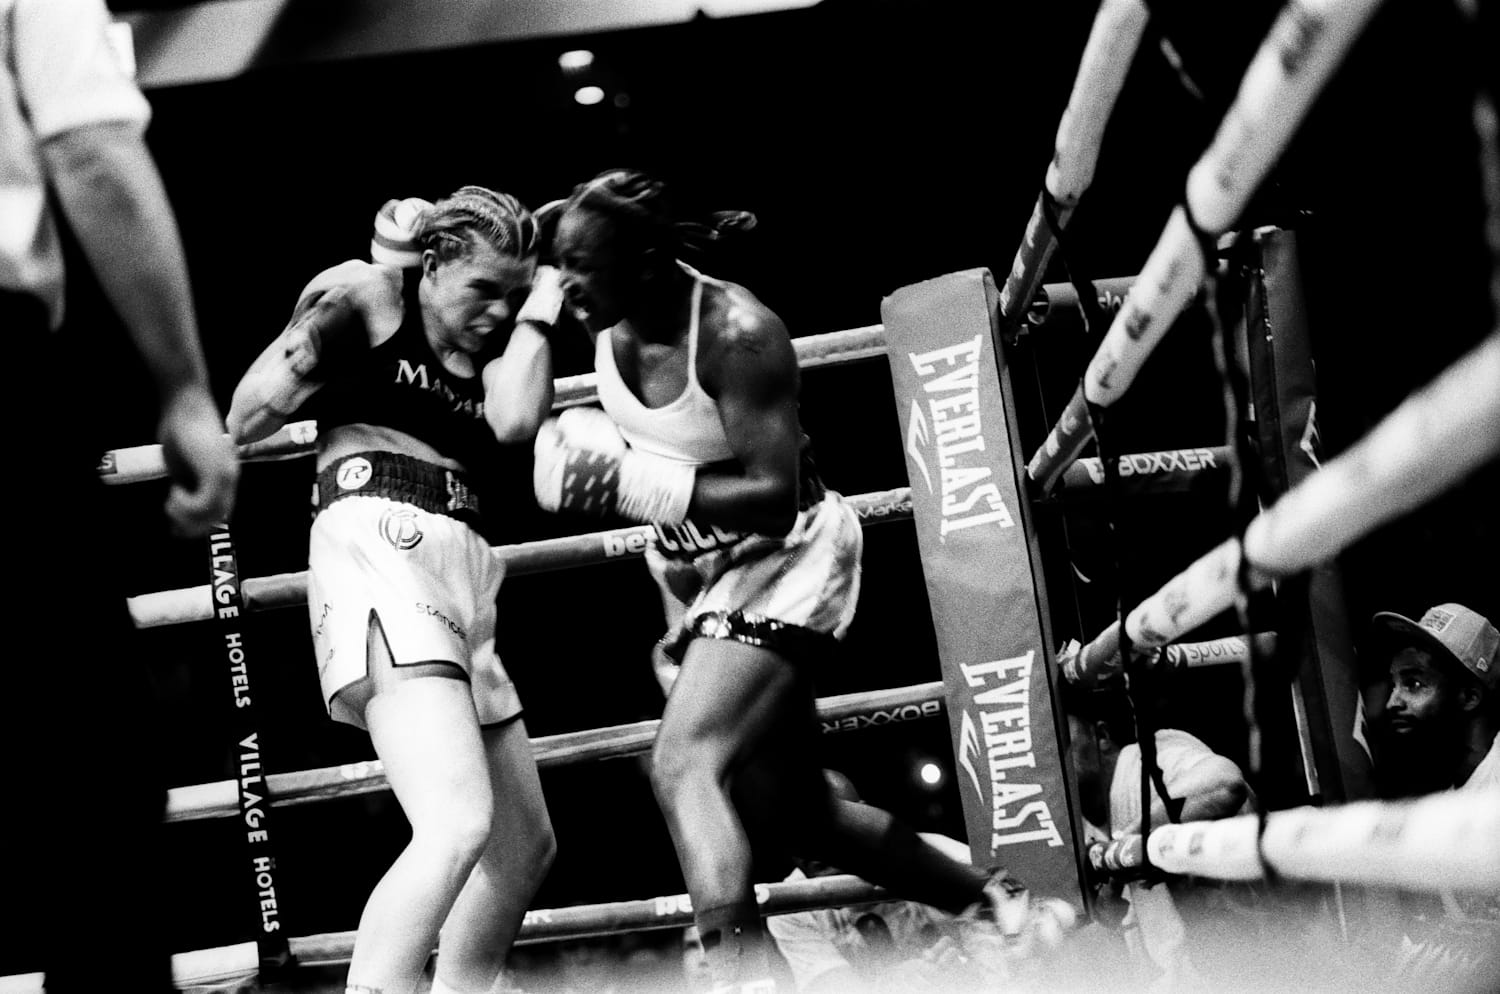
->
[371,186,539,268]
[419,185,539,263]
[562,169,756,259]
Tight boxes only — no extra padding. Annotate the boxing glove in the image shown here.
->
[534,407,695,524]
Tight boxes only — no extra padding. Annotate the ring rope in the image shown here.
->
[997,0,1150,329]
[1058,632,1277,687]
[1026,0,1390,496]
[1021,276,1136,334]
[1068,329,1500,662]
[98,276,1136,488]
[98,326,885,485]
[164,680,946,823]
[127,488,914,628]
[1094,789,1500,893]
[155,872,894,990]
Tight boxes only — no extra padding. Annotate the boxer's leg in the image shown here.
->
[342,617,494,994]
[650,637,801,993]
[431,715,555,994]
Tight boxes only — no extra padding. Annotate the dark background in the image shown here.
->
[39,0,1499,962]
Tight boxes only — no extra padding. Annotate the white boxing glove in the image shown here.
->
[370,197,432,268]
[534,407,695,524]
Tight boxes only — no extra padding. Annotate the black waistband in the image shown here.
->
[313,451,482,526]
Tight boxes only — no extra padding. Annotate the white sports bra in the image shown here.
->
[594,263,737,467]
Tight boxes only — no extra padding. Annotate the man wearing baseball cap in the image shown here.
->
[1373,602,1500,793]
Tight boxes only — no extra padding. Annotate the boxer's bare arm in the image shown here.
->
[228,264,391,442]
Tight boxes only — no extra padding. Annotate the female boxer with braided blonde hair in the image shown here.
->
[530,169,1063,994]
[229,185,557,994]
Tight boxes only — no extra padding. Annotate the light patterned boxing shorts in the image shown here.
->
[648,490,863,663]
[308,454,519,729]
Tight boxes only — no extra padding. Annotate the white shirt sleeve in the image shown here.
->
[12,0,150,140]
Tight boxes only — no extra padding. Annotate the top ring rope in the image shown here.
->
[98,276,1133,488]
[96,326,884,486]
[997,0,1150,334]
[1025,0,1390,497]
[1068,329,1500,664]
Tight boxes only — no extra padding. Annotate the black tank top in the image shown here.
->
[309,268,495,471]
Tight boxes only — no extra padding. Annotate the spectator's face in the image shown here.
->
[1385,646,1457,734]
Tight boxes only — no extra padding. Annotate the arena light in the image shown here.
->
[919,761,944,787]
[573,86,606,106]
[558,49,594,72]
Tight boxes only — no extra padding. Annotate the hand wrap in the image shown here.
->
[516,265,566,328]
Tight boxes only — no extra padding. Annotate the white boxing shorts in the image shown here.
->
[648,490,863,663]
[307,494,519,729]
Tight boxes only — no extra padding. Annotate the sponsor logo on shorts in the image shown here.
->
[416,601,466,640]
[313,602,332,640]
[379,507,423,550]
[337,457,373,490]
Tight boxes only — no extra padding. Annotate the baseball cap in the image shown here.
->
[1372,603,1500,690]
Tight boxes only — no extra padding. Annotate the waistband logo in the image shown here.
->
[380,507,423,550]
[337,457,373,490]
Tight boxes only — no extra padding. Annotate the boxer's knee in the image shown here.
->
[414,804,493,878]
[650,732,729,812]
[516,811,558,880]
